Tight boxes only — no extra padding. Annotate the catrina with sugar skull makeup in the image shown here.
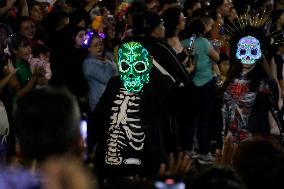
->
[222,26,284,144]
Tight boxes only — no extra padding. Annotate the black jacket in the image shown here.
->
[146,37,192,86]
[88,68,180,180]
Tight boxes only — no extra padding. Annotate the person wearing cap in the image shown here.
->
[141,11,197,155]
[143,11,165,39]
[142,11,193,85]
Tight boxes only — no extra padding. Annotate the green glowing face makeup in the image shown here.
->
[118,42,152,93]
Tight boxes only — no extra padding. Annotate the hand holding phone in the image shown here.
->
[188,34,196,51]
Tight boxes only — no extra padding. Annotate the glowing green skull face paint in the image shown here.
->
[118,41,152,93]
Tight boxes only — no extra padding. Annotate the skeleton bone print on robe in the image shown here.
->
[105,87,145,166]
[91,40,171,178]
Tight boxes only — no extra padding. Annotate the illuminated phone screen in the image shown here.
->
[80,120,87,147]
[155,179,185,189]
[188,34,196,51]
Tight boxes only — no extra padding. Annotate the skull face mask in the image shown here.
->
[118,42,152,93]
[236,36,262,65]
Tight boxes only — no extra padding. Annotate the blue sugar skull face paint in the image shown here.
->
[236,36,262,65]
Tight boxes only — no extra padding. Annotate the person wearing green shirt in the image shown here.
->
[188,18,220,164]
[7,34,44,100]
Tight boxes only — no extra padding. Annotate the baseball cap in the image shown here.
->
[143,11,163,34]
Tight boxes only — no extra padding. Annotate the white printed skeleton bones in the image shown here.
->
[105,88,145,165]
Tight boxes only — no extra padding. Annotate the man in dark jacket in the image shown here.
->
[141,11,197,153]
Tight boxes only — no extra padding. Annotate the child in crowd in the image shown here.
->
[210,53,230,151]
[217,53,230,82]
[7,34,44,100]
[29,44,51,87]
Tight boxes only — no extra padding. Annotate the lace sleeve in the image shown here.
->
[222,102,229,138]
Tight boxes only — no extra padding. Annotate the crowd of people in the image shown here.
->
[0,0,284,188]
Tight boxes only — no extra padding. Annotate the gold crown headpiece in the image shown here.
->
[224,8,283,46]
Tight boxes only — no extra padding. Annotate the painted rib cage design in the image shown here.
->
[105,88,145,166]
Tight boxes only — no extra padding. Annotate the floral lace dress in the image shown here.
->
[222,75,272,143]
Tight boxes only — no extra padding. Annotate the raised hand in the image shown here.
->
[159,151,192,178]
[33,66,45,77]
[3,59,18,75]
[215,135,238,166]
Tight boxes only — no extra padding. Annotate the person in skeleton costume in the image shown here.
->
[89,38,178,182]
[222,26,284,144]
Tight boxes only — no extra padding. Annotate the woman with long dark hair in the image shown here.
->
[222,26,284,144]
